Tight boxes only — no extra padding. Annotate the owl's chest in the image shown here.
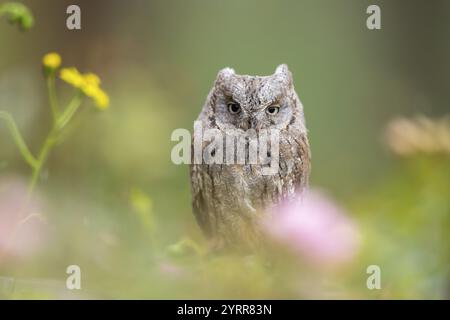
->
[191,130,309,216]
[197,160,297,215]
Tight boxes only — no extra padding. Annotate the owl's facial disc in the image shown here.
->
[211,65,299,131]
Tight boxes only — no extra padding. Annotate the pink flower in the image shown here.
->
[158,261,184,277]
[0,176,47,263]
[264,190,360,268]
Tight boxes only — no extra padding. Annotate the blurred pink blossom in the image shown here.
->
[264,190,360,268]
[159,261,184,277]
[0,176,47,262]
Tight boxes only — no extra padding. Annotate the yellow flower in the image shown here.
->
[42,53,61,70]
[83,73,101,86]
[60,67,84,88]
[60,68,110,109]
[92,88,109,109]
[83,84,110,109]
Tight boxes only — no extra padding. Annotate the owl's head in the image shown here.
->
[207,64,305,132]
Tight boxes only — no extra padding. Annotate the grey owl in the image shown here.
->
[190,64,310,251]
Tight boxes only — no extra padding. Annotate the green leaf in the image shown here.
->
[130,187,156,235]
[0,2,34,30]
[167,238,203,257]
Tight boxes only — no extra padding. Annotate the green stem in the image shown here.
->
[0,110,37,168]
[28,128,57,194]
[47,74,59,121]
[56,92,83,130]
[28,92,84,194]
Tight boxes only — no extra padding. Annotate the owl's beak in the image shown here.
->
[245,119,252,130]
[241,116,258,131]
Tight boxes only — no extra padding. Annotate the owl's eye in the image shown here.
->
[266,105,280,115]
[227,102,241,114]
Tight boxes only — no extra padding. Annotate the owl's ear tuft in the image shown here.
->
[216,67,235,81]
[214,68,235,91]
[275,64,289,75]
[274,64,293,86]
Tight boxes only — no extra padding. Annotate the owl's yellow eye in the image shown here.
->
[266,105,280,115]
[228,102,241,114]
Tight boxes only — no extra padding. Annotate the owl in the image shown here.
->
[190,64,310,251]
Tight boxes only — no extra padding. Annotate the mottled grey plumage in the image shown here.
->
[190,65,310,250]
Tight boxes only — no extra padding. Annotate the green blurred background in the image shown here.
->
[0,0,449,299]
